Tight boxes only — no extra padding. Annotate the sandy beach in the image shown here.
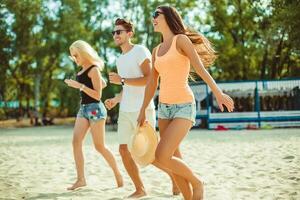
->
[0,126,299,200]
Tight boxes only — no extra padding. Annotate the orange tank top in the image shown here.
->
[154,35,194,104]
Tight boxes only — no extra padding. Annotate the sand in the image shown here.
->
[0,126,299,200]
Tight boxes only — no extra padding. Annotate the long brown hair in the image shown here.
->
[157,6,216,67]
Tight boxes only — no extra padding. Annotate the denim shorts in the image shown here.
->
[158,102,196,125]
[77,102,107,122]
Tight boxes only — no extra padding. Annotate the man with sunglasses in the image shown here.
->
[104,18,156,198]
[105,18,181,198]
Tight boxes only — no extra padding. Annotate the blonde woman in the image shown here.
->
[65,40,123,190]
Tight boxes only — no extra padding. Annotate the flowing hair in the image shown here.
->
[69,40,104,70]
[157,6,216,67]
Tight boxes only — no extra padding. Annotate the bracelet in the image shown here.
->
[79,84,85,91]
[121,78,125,86]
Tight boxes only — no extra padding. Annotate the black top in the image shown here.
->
[76,65,100,104]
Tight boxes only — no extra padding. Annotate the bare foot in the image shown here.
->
[67,179,86,190]
[192,182,203,200]
[173,185,181,195]
[128,189,146,198]
[116,174,124,188]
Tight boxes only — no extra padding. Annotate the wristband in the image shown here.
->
[79,84,85,91]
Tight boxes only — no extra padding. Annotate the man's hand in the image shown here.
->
[137,108,146,127]
[104,97,118,110]
[109,72,122,85]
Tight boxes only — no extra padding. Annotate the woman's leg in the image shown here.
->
[67,117,90,190]
[155,118,203,200]
[156,119,192,199]
[90,119,123,187]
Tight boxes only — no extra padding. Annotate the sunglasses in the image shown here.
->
[152,11,163,19]
[111,29,128,36]
[68,55,76,62]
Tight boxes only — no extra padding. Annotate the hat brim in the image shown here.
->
[129,123,159,167]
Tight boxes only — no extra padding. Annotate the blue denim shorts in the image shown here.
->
[77,102,107,122]
[158,102,196,125]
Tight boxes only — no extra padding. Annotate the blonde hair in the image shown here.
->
[69,40,104,70]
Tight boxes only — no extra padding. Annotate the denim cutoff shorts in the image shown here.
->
[158,102,196,125]
[77,102,107,122]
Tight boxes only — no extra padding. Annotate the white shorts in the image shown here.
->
[117,109,156,145]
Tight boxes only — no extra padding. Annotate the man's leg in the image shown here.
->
[118,111,146,198]
[119,144,146,198]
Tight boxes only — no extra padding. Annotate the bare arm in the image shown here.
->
[125,59,151,86]
[140,48,159,110]
[114,90,123,103]
[109,58,151,86]
[137,47,159,126]
[177,34,234,112]
[101,77,107,89]
[82,67,102,101]
[64,67,102,101]
[177,34,221,94]
[104,90,123,110]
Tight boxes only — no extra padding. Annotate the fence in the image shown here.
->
[156,79,300,129]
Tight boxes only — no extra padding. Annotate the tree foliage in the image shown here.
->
[0,0,299,119]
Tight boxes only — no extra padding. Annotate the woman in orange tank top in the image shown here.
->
[137,6,234,200]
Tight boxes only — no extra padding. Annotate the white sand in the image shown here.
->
[0,126,299,200]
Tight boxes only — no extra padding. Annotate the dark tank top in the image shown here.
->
[76,65,100,104]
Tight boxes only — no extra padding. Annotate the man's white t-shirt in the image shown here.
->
[116,45,155,112]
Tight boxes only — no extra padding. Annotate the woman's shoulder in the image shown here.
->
[176,34,190,43]
[176,34,193,51]
[88,65,101,77]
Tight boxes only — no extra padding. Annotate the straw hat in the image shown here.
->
[128,123,159,167]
